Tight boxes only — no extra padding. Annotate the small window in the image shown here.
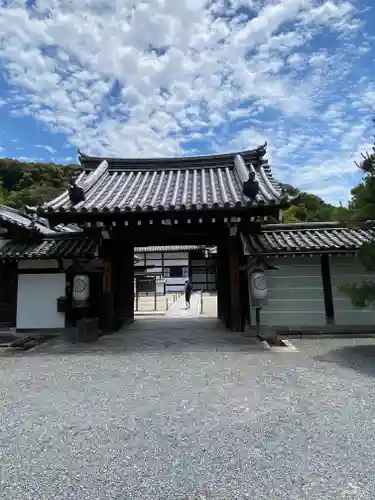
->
[169,266,183,278]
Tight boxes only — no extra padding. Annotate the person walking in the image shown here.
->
[184,279,192,309]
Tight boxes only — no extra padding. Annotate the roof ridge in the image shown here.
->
[77,144,267,167]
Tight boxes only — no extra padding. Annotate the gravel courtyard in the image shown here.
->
[1,318,375,499]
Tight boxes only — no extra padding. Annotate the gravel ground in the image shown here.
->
[1,320,375,499]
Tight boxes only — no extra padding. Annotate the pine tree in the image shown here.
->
[339,118,375,307]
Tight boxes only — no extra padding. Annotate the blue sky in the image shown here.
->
[0,0,374,205]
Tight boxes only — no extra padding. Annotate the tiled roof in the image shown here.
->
[0,205,55,235]
[39,145,289,214]
[242,222,375,255]
[0,238,98,260]
[54,223,83,233]
[134,245,204,253]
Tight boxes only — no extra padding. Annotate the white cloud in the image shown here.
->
[363,90,375,107]
[35,144,57,154]
[0,0,373,203]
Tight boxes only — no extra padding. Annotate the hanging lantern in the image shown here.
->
[73,274,90,308]
[250,269,268,301]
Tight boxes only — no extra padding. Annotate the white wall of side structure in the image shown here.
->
[330,255,375,325]
[252,257,326,327]
[17,273,66,329]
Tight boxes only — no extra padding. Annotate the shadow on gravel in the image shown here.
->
[0,319,266,356]
[316,345,375,378]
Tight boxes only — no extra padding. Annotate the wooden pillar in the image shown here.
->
[321,254,334,324]
[228,227,242,332]
[100,260,115,332]
[239,264,250,330]
[217,239,229,324]
[123,245,134,324]
[99,238,116,333]
[113,243,134,328]
[216,243,223,321]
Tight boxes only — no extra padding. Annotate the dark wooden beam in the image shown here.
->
[239,257,250,330]
[41,205,283,228]
[216,238,229,325]
[228,229,242,332]
[320,254,334,324]
[112,242,134,328]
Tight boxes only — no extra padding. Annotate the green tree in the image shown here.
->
[0,176,9,205]
[0,159,75,208]
[339,119,375,307]
[281,184,347,223]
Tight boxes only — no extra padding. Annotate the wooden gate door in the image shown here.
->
[0,262,17,327]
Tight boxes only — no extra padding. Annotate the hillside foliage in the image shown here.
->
[281,184,350,223]
[0,158,75,208]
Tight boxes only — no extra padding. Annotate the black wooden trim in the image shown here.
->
[320,254,334,324]
[228,233,242,332]
[17,268,63,274]
[39,205,284,227]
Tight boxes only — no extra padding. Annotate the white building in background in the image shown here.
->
[134,245,217,293]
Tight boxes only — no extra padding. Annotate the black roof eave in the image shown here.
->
[248,249,359,257]
[0,253,98,261]
[37,203,286,220]
[42,231,93,241]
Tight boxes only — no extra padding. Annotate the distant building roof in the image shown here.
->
[242,221,375,256]
[134,245,204,253]
[37,145,290,215]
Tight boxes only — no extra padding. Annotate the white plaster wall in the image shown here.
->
[253,257,326,327]
[164,259,189,267]
[331,256,375,325]
[163,252,188,261]
[146,252,162,260]
[145,259,164,267]
[156,280,165,295]
[17,273,66,329]
[165,277,186,292]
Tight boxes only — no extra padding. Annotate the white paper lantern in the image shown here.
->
[250,270,268,300]
[73,274,90,304]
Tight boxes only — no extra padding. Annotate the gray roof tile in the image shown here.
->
[242,222,375,255]
[0,205,55,235]
[0,238,98,260]
[40,145,288,214]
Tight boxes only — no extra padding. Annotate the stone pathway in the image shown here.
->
[165,291,201,318]
[21,317,262,355]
